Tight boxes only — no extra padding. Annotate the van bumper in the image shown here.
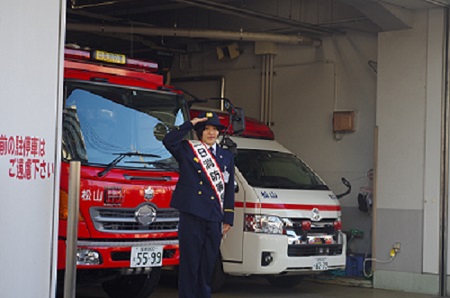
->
[224,232,346,276]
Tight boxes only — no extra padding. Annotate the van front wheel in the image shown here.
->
[266,275,304,288]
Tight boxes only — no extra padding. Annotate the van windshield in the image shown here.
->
[62,81,188,170]
[235,149,328,190]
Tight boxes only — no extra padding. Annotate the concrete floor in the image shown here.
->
[76,271,439,298]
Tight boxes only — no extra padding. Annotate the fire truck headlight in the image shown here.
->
[245,214,284,234]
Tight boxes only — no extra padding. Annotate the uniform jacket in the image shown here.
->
[163,121,235,225]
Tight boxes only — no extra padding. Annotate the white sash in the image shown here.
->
[188,140,225,209]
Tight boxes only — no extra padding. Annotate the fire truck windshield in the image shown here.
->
[62,81,187,170]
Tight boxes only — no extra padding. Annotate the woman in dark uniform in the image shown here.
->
[163,111,235,298]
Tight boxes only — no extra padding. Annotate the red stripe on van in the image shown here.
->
[234,201,340,211]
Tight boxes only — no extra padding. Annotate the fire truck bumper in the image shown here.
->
[57,239,179,270]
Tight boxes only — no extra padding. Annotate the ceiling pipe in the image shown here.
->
[175,0,341,35]
[424,0,450,7]
[67,23,322,46]
[71,0,136,9]
[70,0,342,35]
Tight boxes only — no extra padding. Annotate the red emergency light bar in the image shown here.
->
[241,116,275,140]
[65,48,90,60]
[64,47,159,73]
[190,109,275,140]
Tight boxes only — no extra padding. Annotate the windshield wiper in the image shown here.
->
[300,184,330,190]
[97,152,161,178]
[125,161,179,172]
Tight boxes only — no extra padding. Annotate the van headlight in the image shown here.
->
[244,214,284,234]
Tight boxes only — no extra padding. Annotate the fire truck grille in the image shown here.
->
[287,244,343,257]
[90,207,179,233]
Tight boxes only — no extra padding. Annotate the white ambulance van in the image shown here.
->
[216,124,346,290]
[190,107,347,290]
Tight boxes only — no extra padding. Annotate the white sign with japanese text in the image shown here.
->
[0,1,65,297]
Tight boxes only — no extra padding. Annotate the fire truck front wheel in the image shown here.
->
[101,268,161,298]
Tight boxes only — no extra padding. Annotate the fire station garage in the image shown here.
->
[1,0,450,297]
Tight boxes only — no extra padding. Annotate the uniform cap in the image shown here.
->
[194,111,225,131]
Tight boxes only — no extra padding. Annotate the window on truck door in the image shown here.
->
[62,80,189,170]
[235,149,329,190]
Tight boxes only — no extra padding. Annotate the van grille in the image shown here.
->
[289,218,336,234]
[288,244,343,257]
[285,218,343,257]
[90,206,179,233]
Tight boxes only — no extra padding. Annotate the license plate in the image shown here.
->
[130,246,163,268]
[312,257,328,271]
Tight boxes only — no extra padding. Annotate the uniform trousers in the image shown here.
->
[178,212,222,298]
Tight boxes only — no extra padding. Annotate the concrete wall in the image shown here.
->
[0,1,65,297]
[374,9,444,295]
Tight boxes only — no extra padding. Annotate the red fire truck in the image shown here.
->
[58,47,186,297]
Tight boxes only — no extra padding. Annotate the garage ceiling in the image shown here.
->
[66,0,449,62]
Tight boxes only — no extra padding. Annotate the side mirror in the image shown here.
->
[231,107,245,134]
[336,177,351,199]
[220,136,238,155]
[234,180,239,193]
[222,98,245,134]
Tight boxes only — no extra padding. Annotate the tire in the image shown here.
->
[266,275,304,288]
[211,255,227,293]
[55,282,63,298]
[101,268,161,298]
